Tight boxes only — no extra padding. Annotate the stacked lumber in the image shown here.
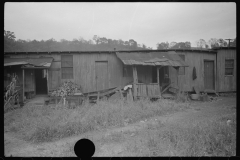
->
[50,81,82,97]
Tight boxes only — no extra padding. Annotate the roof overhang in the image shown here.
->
[4,61,29,66]
[4,57,53,68]
[116,51,189,67]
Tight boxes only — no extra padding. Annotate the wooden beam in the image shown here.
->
[176,67,179,90]
[158,66,163,70]
[97,91,100,102]
[157,67,160,95]
[132,66,138,100]
[22,69,25,102]
[46,69,49,95]
[34,70,36,96]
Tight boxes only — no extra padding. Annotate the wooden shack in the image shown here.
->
[163,49,218,93]
[164,47,236,93]
[214,47,236,92]
[4,50,188,102]
[4,48,236,104]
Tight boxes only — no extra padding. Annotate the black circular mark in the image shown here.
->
[170,157,182,160]
[198,156,211,160]
[110,157,122,160]
[229,156,239,160]
[21,158,34,160]
[74,138,95,158]
[50,158,63,160]
[139,157,152,160]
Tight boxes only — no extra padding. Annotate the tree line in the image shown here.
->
[156,38,236,50]
[4,30,152,52]
[4,30,236,52]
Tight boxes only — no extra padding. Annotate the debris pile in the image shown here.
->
[199,93,221,102]
[50,81,82,97]
[209,96,219,101]
[219,93,236,97]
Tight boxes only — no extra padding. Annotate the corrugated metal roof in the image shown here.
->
[116,51,188,67]
[4,57,53,67]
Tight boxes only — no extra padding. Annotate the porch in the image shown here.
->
[4,57,53,105]
[116,51,188,99]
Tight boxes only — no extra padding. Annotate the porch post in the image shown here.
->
[176,67,179,90]
[157,66,160,96]
[132,66,138,100]
[46,69,49,95]
[22,69,25,102]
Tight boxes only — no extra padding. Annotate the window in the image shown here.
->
[123,66,133,77]
[61,55,73,79]
[225,59,234,76]
[178,55,185,75]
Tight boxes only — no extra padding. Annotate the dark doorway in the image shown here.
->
[35,69,48,94]
[159,66,169,87]
[204,60,215,90]
[152,67,157,83]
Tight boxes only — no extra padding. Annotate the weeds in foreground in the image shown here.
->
[143,115,236,156]
[4,99,189,143]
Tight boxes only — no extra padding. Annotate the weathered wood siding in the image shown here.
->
[169,51,216,92]
[48,58,61,90]
[72,53,133,92]
[24,69,35,92]
[9,53,134,93]
[216,49,236,92]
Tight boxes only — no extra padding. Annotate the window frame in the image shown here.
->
[123,65,133,77]
[61,55,74,79]
[225,59,234,76]
[178,54,185,75]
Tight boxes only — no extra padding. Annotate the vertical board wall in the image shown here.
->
[169,51,216,92]
[216,49,236,92]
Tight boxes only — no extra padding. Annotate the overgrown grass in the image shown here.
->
[143,115,236,156]
[4,98,190,143]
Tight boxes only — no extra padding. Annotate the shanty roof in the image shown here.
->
[116,51,189,67]
[4,57,53,67]
[3,48,217,55]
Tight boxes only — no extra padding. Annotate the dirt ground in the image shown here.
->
[4,96,236,157]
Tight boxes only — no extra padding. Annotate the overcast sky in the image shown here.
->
[4,2,236,49]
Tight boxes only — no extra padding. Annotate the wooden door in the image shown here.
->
[48,68,61,90]
[95,61,108,91]
[204,61,215,90]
